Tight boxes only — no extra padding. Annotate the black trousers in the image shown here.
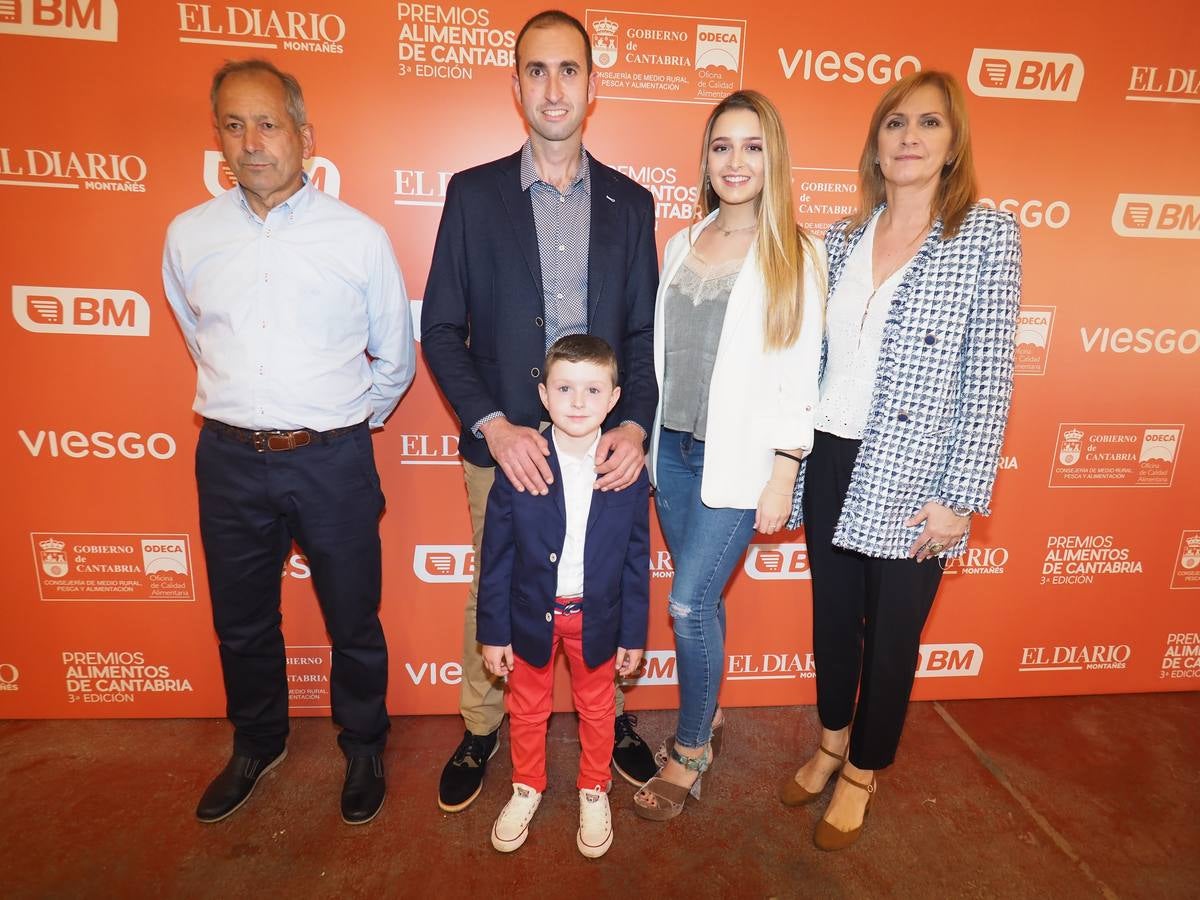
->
[803,430,943,770]
[196,422,389,759]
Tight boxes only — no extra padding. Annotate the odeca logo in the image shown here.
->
[744,543,810,580]
[0,147,146,192]
[968,48,1084,102]
[18,429,176,460]
[1112,194,1200,240]
[12,285,149,336]
[413,544,474,583]
[204,151,341,199]
[0,0,117,42]
[178,2,346,54]
[1014,305,1055,376]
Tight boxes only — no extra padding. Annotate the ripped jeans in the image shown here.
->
[654,428,756,749]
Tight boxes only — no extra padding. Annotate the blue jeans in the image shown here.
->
[654,429,756,749]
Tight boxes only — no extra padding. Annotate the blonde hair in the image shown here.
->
[696,90,816,351]
[850,70,978,239]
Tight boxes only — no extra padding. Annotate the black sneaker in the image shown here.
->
[612,713,657,786]
[438,728,500,812]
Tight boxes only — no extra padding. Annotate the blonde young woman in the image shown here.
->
[634,90,825,820]
[780,71,1022,849]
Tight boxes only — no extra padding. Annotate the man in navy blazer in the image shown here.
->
[421,10,659,812]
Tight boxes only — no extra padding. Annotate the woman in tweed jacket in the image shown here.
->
[778,71,1022,850]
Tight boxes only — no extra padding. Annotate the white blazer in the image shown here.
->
[648,210,826,509]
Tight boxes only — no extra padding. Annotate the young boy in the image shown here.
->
[476,334,650,858]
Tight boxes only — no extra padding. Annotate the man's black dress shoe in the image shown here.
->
[437,728,499,812]
[341,754,386,825]
[195,749,287,823]
[612,713,657,786]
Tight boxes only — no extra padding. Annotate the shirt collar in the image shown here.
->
[519,140,591,194]
[235,171,312,222]
[552,427,601,467]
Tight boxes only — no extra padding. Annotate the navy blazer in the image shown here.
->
[421,149,659,467]
[475,437,651,669]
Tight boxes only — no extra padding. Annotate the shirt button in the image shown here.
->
[549,552,558,563]
[263,273,269,282]
[545,612,553,622]
[531,367,540,378]
[897,412,910,423]
[558,245,565,252]
[534,316,543,327]
[556,293,563,300]
[559,196,565,204]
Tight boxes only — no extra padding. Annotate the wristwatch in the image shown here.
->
[950,504,973,517]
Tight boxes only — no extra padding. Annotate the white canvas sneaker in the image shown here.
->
[491,782,542,853]
[576,785,613,858]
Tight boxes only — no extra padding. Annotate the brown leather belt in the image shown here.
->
[204,418,365,453]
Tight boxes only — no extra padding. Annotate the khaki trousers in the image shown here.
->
[459,458,626,735]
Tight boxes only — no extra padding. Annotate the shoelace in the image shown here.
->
[614,713,639,738]
[452,734,486,765]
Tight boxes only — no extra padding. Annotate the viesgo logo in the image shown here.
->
[967,49,1085,102]
[177,3,346,54]
[978,197,1070,230]
[779,46,919,84]
[743,543,810,580]
[1112,194,1200,240]
[0,147,147,192]
[12,285,149,336]
[204,151,341,199]
[1081,326,1200,355]
[413,544,474,583]
[18,429,177,460]
[0,0,117,42]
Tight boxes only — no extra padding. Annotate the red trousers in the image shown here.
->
[506,609,615,792]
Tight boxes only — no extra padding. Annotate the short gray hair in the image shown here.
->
[210,59,307,126]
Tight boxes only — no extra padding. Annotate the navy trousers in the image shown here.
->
[803,430,943,770]
[196,422,389,759]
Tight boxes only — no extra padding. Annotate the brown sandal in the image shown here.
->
[779,744,846,807]
[814,772,876,851]
[633,744,711,822]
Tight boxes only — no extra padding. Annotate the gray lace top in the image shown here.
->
[661,253,744,440]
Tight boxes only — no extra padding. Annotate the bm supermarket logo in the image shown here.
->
[968,48,1084,102]
[1112,195,1200,240]
[12,285,149,336]
[0,0,116,42]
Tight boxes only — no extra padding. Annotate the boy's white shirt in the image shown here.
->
[551,426,600,599]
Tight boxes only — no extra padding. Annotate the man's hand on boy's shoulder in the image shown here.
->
[482,644,514,677]
[615,647,643,677]
[594,423,646,492]
[481,417,552,495]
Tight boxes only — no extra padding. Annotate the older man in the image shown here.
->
[163,59,414,825]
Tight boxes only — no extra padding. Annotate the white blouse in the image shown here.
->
[816,212,915,439]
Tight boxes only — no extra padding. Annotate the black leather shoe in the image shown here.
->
[195,749,287,823]
[437,728,499,812]
[612,713,656,786]
[341,754,386,825]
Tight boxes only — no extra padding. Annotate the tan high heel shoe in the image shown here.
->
[633,743,711,822]
[779,745,846,806]
[813,772,876,851]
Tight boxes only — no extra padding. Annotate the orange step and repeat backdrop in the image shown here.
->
[2,1,1198,719]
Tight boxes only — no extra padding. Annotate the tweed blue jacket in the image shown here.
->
[788,203,1022,559]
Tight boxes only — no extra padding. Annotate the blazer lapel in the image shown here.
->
[586,155,617,327]
[584,473,607,538]
[496,151,543,300]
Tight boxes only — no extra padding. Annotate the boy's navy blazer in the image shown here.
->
[475,436,651,669]
[420,149,659,468]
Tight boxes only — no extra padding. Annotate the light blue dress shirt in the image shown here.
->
[163,178,415,431]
